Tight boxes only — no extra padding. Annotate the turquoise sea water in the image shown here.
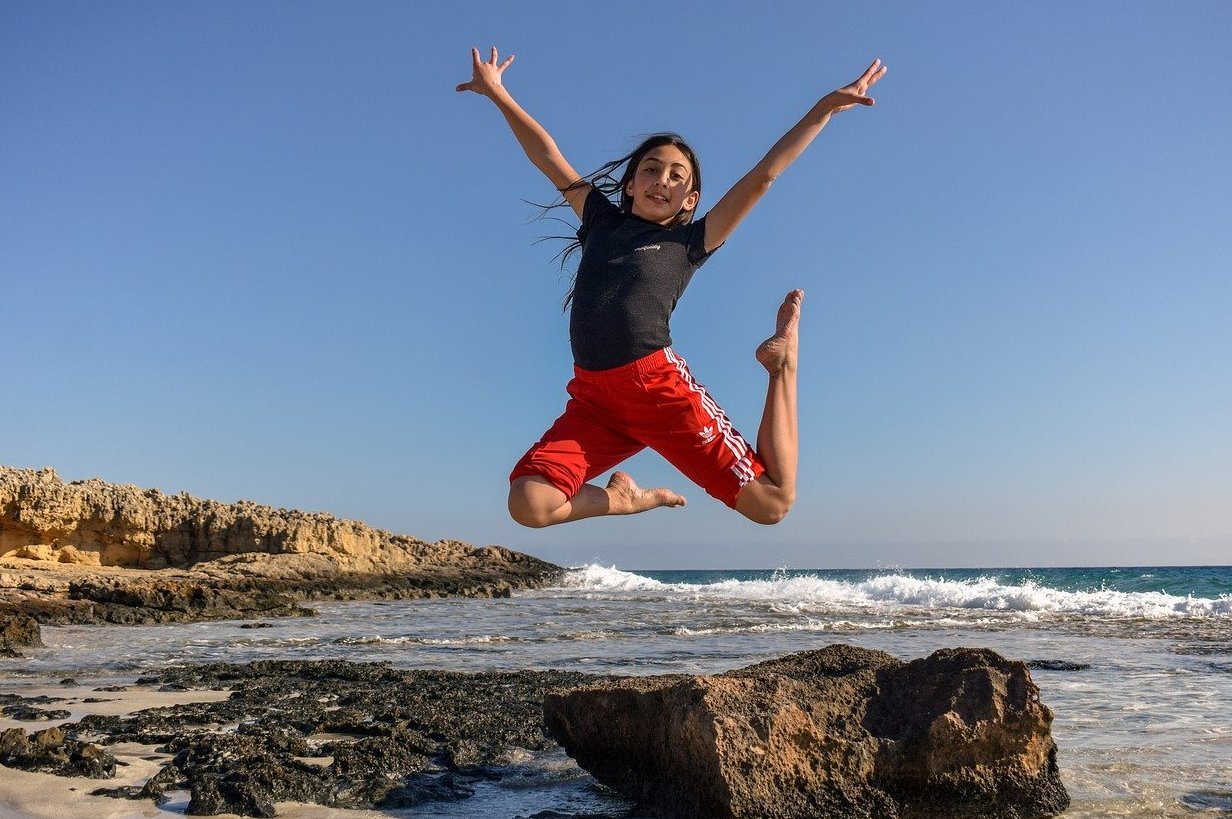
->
[3,564,1231,817]
[644,565,1232,599]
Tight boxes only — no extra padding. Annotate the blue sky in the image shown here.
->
[3,2,1229,569]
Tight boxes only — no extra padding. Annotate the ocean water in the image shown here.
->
[4,564,1232,818]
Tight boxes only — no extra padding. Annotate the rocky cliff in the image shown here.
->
[0,465,562,632]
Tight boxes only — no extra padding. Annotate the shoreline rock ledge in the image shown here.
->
[1,465,563,636]
[544,644,1070,819]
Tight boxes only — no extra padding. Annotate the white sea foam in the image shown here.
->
[555,565,1232,620]
[557,564,666,592]
[672,619,900,637]
[414,635,513,646]
[335,634,515,646]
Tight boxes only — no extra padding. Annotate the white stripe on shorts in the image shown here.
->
[663,348,758,486]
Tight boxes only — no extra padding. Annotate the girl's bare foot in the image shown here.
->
[605,471,685,514]
[755,289,804,375]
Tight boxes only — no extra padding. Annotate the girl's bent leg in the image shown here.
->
[735,290,802,525]
[508,472,685,528]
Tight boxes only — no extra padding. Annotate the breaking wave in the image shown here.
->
[556,565,1232,620]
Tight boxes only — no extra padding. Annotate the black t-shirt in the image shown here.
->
[569,186,716,371]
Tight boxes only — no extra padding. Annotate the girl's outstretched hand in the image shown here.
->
[822,59,888,114]
[455,46,514,98]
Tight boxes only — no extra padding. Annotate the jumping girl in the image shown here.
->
[456,47,885,528]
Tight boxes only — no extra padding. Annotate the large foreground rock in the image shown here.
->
[1,465,562,627]
[544,645,1069,819]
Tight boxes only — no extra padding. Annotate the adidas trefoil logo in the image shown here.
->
[698,425,716,444]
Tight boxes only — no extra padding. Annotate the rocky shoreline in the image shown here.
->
[0,465,563,649]
[1,646,1070,819]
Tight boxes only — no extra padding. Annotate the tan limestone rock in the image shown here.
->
[544,645,1068,819]
[0,464,562,625]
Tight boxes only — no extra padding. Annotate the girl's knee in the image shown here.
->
[507,490,549,528]
[508,477,563,528]
[742,502,792,525]
[735,484,794,525]
[508,504,548,528]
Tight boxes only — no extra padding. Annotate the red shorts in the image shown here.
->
[509,348,765,508]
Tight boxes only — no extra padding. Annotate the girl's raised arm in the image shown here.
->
[456,47,590,219]
[703,59,887,253]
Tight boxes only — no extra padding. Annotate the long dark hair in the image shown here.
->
[540,132,703,310]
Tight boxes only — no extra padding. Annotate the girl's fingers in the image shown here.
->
[466,44,514,71]
[856,59,883,86]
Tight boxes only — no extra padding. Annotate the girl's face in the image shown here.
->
[625,145,700,225]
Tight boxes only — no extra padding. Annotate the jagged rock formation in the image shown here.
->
[0,465,563,631]
[2,465,505,570]
[544,645,1069,819]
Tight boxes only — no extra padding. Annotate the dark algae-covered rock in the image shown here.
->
[0,725,118,778]
[544,645,1069,819]
[0,611,43,657]
[2,698,72,721]
[55,659,608,816]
